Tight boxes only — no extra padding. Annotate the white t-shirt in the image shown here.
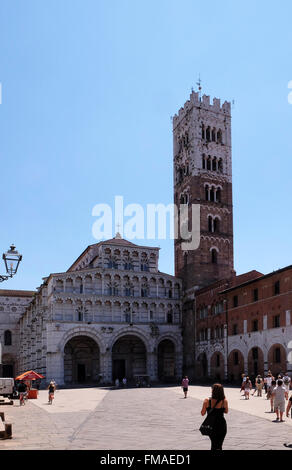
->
[266,377,272,387]
[273,386,286,402]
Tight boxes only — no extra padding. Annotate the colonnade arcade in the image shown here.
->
[61,332,178,385]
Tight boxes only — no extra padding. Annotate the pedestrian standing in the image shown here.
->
[122,377,127,388]
[115,378,120,388]
[272,379,288,422]
[181,376,189,398]
[255,375,263,397]
[268,379,277,412]
[266,373,273,399]
[200,383,228,451]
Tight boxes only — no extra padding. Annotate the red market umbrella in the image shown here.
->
[15,370,45,381]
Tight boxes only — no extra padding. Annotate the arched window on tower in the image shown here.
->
[218,158,223,173]
[212,128,216,142]
[210,187,215,202]
[208,216,213,232]
[212,157,217,171]
[201,124,205,140]
[206,127,211,142]
[217,129,222,144]
[202,154,206,170]
[205,186,209,201]
[207,156,211,171]
[211,249,218,264]
[213,218,220,233]
[216,188,222,203]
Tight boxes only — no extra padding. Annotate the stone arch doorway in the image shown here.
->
[1,354,15,378]
[227,349,244,383]
[112,335,147,382]
[248,346,264,379]
[157,339,176,382]
[210,351,224,382]
[267,344,287,376]
[196,352,208,379]
[64,335,100,384]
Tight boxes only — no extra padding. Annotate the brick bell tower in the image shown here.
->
[173,90,235,292]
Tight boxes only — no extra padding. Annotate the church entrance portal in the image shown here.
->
[64,335,100,384]
[158,339,176,382]
[112,335,147,382]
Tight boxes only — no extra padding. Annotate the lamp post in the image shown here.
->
[0,245,22,282]
[0,245,22,377]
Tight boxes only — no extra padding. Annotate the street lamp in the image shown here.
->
[0,245,22,282]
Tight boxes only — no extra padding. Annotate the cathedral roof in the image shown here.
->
[0,289,35,297]
[67,234,160,272]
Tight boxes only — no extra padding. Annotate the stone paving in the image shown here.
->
[0,385,291,450]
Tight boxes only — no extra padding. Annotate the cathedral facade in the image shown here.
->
[13,235,182,385]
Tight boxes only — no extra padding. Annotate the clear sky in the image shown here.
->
[0,0,292,291]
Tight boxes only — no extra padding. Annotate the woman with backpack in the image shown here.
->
[255,375,263,397]
[200,383,229,451]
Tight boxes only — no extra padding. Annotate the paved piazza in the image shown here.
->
[0,385,292,450]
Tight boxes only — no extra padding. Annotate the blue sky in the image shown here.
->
[0,0,292,290]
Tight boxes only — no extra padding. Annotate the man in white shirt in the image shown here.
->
[272,379,288,422]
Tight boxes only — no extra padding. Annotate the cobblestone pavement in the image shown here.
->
[0,385,291,450]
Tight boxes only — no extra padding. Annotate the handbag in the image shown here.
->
[199,399,220,436]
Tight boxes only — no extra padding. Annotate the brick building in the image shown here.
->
[174,90,292,383]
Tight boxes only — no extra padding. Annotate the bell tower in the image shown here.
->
[173,91,235,291]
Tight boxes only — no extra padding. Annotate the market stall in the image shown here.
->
[15,370,45,399]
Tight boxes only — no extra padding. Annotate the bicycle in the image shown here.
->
[19,392,28,406]
[48,392,54,404]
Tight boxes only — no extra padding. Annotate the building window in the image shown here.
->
[275,347,281,363]
[167,312,173,324]
[253,288,259,302]
[232,324,238,335]
[273,315,280,328]
[4,330,12,346]
[252,319,258,332]
[141,287,148,298]
[233,295,238,308]
[233,351,239,365]
[274,281,280,295]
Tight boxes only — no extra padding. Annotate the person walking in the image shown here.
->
[272,379,288,422]
[200,383,228,451]
[286,394,292,419]
[181,376,189,398]
[283,373,291,393]
[242,376,252,399]
[240,374,246,395]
